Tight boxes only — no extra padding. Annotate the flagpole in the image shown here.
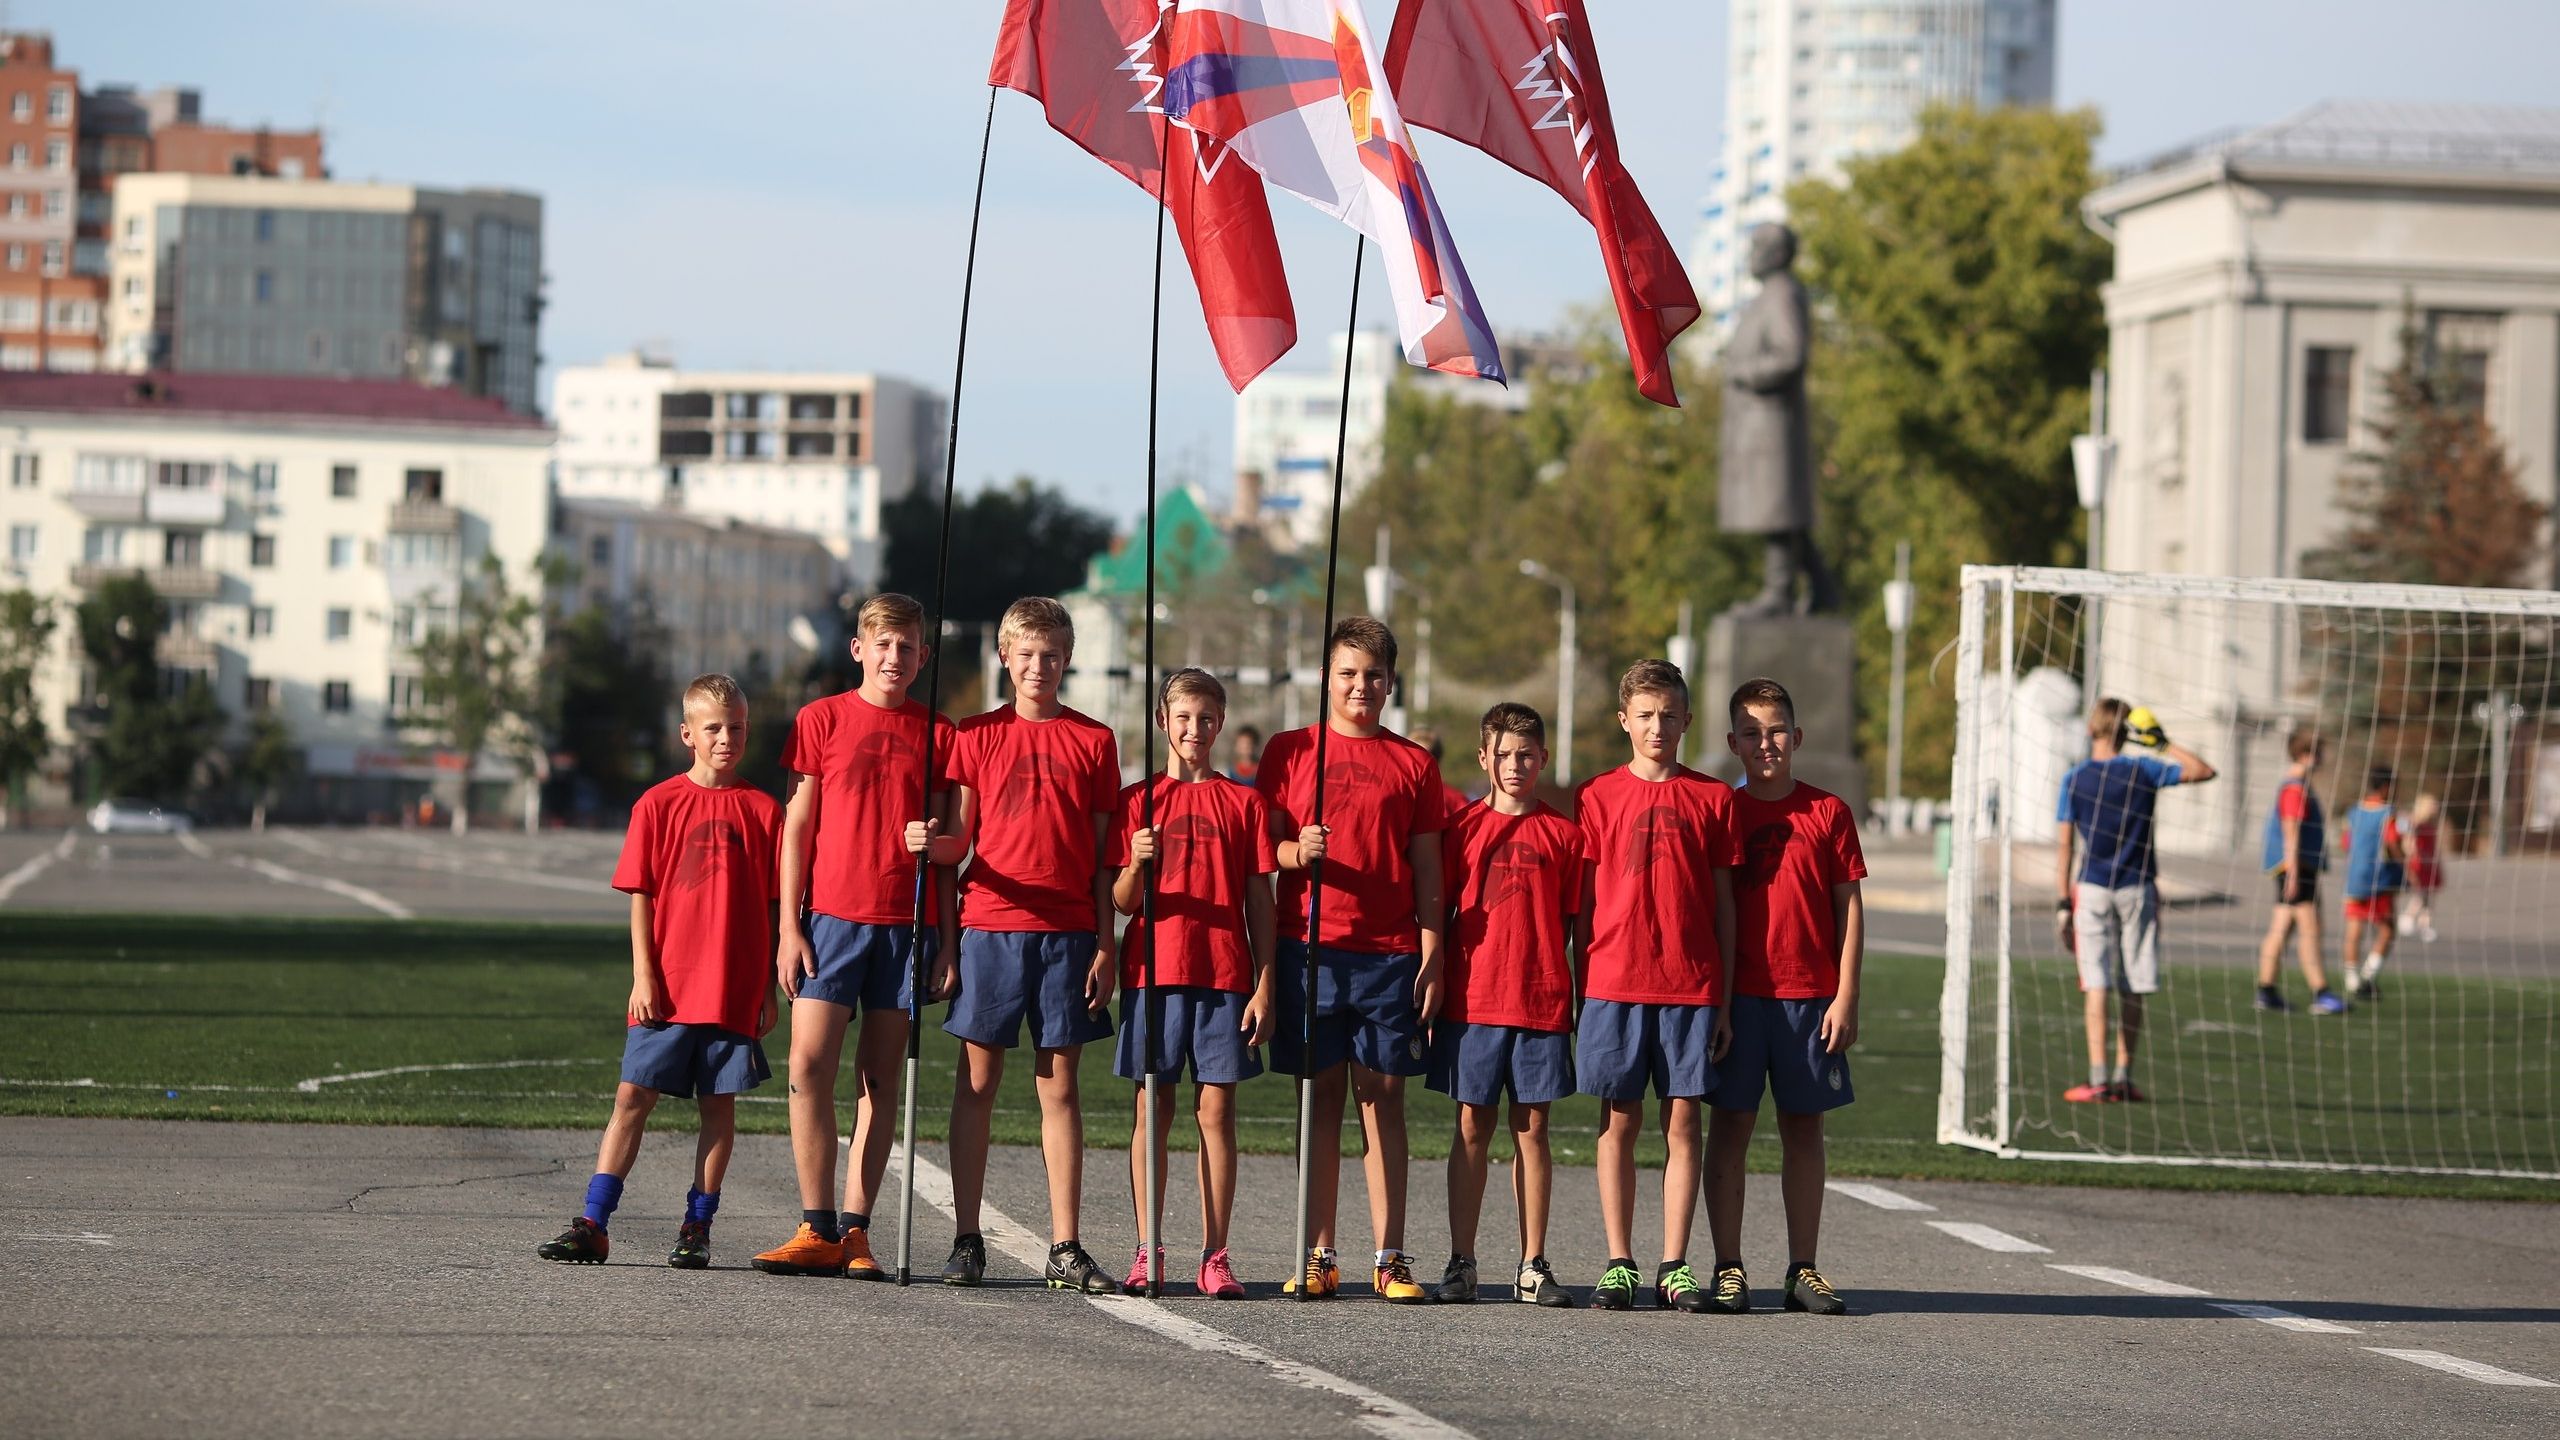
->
[1294,234,1364,1303]
[901,82,999,1289]
[1136,106,1174,1307]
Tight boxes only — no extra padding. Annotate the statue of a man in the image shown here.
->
[1721,223,1839,617]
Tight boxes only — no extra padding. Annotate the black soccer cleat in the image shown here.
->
[1707,1263,1751,1315]
[667,1221,711,1270]
[1045,1241,1115,1295]
[1785,1263,1849,1315]
[1591,1260,1639,1312]
[941,1233,988,1287]
[538,1216,609,1265]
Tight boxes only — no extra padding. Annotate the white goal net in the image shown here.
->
[1941,566,2560,1179]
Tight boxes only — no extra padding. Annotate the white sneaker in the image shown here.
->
[2396,911,2416,937]
[2361,953,2385,982]
[2343,969,2366,997]
[2421,924,2439,943]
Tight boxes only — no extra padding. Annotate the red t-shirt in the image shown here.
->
[948,706,1120,933]
[1256,725,1448,954]
[1105,775,1278,992]
[1443,799,1584,1032]
[782,690,955,925]
[1576,765,1740,1005]
[1730,782,1867,1000]
[611,773,783,1034]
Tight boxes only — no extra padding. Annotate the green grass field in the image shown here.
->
[4,913,2551,1201]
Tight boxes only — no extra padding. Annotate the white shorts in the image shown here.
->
[2073,882,2161,995]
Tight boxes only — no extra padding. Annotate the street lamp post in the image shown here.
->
[1520,558,1577,785]
[2071,368,2117,705]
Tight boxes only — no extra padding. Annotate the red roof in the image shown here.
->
[0,371,549,431]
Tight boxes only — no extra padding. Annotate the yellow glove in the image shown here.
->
[2125,705,2166,750]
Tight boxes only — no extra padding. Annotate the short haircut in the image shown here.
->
[1158,666,1227,714]
[1326,615,1398,675]
[2087,697,2129,747]
[1410,725,1445,760]
[2286,729,2324,762]
[2367,764,2395,792]
[1617,658,1688,712]
[1478,702,1546,751]
[1233,724,1262,744]
[683,672,746,714]
[1731,676,1799,729]
[998,595,1074,655]
[855,591,927,641]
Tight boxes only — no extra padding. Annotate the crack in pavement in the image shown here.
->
[338,1158,567,1213]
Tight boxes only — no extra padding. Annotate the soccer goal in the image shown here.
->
[1941,565,2560,1180]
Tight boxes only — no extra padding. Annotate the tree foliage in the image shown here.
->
[411,556,548,833]
[880,474,1117,623]
[233,708,299,832]
[0,588,55,825]
[74,573,223,804]
[547,600,674,816]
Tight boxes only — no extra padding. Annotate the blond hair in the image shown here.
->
[998,595,1074,656]
[1158,666,1228,716]
[682,672,746,714]
[856,592,927,643]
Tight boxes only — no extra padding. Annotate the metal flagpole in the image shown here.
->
[1136,102,1175,1305]
[1294,238,1364,1301]
[900,84,999,1288]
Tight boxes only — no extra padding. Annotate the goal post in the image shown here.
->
[1942,565,2560,1180]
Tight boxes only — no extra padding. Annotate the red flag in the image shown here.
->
[992,0,1296,392]
[1383,0,1699,406]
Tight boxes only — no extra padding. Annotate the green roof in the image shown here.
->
[1084,486,1233,598]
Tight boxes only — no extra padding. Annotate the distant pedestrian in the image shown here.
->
[2340,766,2405,1002]
[2400,792,2444,943]
[2257,731,2345,1014]
[1226,724,1262,785]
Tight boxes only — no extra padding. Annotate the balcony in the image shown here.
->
[63,486,145,522]
[146,485,226,526]
[388,500,461,534]
[69,563,223,600]
[158,633,218,670]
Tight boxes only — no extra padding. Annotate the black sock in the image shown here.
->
[1609,1255,1638,1271]
[957,1230,982,1246]
[841,1210,869,1235]
[802,1208,841,1243]
[1788,1258,1817,1275]
[1450,1252,1474,1265]
[1715,1256,1743,1270]
[1656,1258,1687,1277]
[1048,1238,1078,1257]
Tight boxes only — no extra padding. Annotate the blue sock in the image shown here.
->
[581,1173,624,1230]
[684,1187,719,1227]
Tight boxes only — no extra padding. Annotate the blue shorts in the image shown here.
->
[944,929,1114,1051]
[1115,985,1263,1085]
[1271,940,1426,1077]
[1715,994,1854,1115]
[1576,1000,1718,1102]
[1426,1021,1573,1107]
[621,1022,772,1099]
[800,915,936,1014]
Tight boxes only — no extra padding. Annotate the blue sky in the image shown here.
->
[55,1,2560,523]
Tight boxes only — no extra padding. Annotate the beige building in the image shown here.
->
[550,497,838,688]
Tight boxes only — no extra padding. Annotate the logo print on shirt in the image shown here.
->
[670,819,744,892]
[1484,839,1548,912]
[839,727,921,803]
[1319,754,1381,804]
[992,752,1073,820]
[1158,810,1218,871]
[1621,805,1687,877]
[1741,821,1792,887]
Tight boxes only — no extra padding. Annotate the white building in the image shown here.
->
[551,497,838,688]
[1694,0,2055,336]
[0,370,551,818]
[550,352,945,592]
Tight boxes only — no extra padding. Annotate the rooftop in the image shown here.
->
[0,372,550,432]
[2112,99,2560,187]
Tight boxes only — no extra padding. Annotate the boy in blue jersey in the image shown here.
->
[2054,699,2214,1103]
[2256,730,2344,1014]
[2339,765,2406,1004]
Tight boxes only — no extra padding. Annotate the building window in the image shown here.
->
[326,607,352,641]
[2429,312,2498,415]
[255,209,275,243]
[7,93,22,122]
[41,189,61,217]
[253,270,273,304]
[8,453,33,488]
[331,463,358,497]
[391,605,416,645]
[589,534,609,567]
[6,142,22,169]
[403,467,443,502]
[243,676,274,711]
[2303,347,2354,444]
[249,533,276,567]
[46,85,68,122]
[328,534,355,569]
[7,523,33,563]
[323,680,352,713]
[4,243,19,270]
[5,194,23,219]
[163,530,202,567]
[41,239,61,274]
[243,460,278,498]
[83,526,129,563]
[43,139,65,171]
[249,605,275,638]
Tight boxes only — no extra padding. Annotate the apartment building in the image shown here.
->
[550,497,838,688]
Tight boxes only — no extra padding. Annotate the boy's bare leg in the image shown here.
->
[842,1007,907,1217]
[2293,909,2329,991]
[1596,1099,1643,1259]
[947,1040,1005,1235]
[2255,908,2292,988]
[2082,989,2111,1071]
[1704,1105,1756,1263]
[2341,915,2366,986]
[596,1082,658,1177]
[1128,1083,1177,1242]
[1447,1102,1498,1258]
[1352,1063,1408,1253]
[694,1093,738,1194]
[1197,1082,1238,1252]
[784,1000,851,1210]
[1033,1045,1085,1244]
[1306,1063,1349,1250]
[1510,1101,1553,1263]
[2116,994,2144,1072]
[1775,1110,1826,1264]
[1660,1096,1703,1263]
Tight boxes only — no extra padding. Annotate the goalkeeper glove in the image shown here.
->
[2125,705,2167,750]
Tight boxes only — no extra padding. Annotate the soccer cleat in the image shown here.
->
[1656,1261,1710,1313]
[1045,1241,1115,1295]
[1591,1261,1640,1312]
[2254,988,2292,1013]
[1198,1247,1247,1300]
[667,1221,711,1270]
[1515,1257,1574,1308]
[2311,991,2350,1016]
[1435,1255,1478,1304]
[1372,1252,1432,1304]
[751,1223,847,1277]
[2063,1082,2115,1104]
[2343,969,2366,998]
[1707,1263,1751,1314]
[537,1216,609,1265]
[940,1233,987,1287]
[2110,1081,2148,1103]
[1785,1264,1849,1315]
[841,1225,886,1281]
[1280,1248,1340,1298]
[1121,1244,1168,1296]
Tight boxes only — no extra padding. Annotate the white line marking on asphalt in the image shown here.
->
[0,829,74,905]
[283,827,604,894]
[891,1144,1476,1440]
[1826,1181,1936,1212]
[2367,1349,2556,1387]
[19,1231,114,1247]
[1924,1221,2051,1253]
[2210,1303,2359,1334]
[2048,1264,2211,1297]
[176,830,213,859]
[232,856,414,919]
[294,1058,590,1092]
[271,828,336,858]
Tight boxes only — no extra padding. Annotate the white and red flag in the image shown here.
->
[1382,0,1698,405]
[991,0,1298,391]
[1163,0,1506,384]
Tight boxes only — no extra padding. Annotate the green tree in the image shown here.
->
[411,556,546,834]
[1789,103,2113,795]
[880,475,1117,624]
[0,588,55,828]
[233,708,299,833]
[74,574,223,804]
[548,601,674,816]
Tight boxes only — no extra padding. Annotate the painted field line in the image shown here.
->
[175,829,214,859]
[0,828,75,905]
[891,1143,1475,1440]
[1924,1221,2051,1254]
[295,1058,591,1093]
[1826,1180,1935,1212]
[2209,1303,2359,1334]
[2367,1349,2556,1387]
[270,828,338,858]
[2048,1264,2210,1297]
[233,855,413,919]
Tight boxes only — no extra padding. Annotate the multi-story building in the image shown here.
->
[1693,0,2055,337]
[0,370,551,819]
[550,497,839,689]
[550,351,945,590]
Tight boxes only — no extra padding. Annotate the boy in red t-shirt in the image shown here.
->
[1106,668,1277,1299]
[1705,676,1867,1317]
[1573,659,1738,1314]
[540,674,781,1269]
[1258,616,1447,1304]
[751,593,958,1280]
[929,597,1122,1293]
[1428,702,1581,1309]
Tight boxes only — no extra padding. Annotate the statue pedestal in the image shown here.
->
[1702,614,1867,816]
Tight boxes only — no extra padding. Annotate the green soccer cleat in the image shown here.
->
[667,1221,711,1270]
[1656,1261,1710,1313]
[1707,1263,1751,1315]
[537,1216,609,1265]
[1591,1260,1640,1312]
[1785,1263,1849,1315]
